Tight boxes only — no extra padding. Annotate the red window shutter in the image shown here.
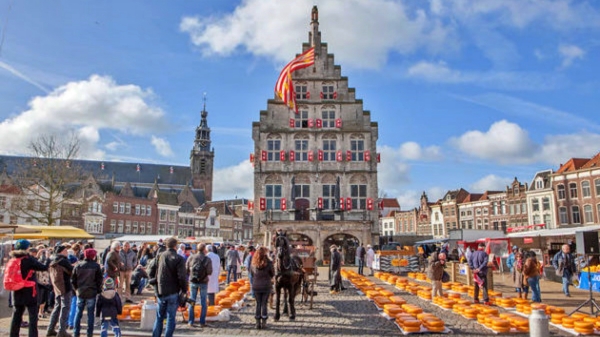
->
[248,201,254,210]
[280,150,286,161]
[289,118,295,128]
[379,200,384,210]
[346,150,352,162]
[320,92,324,99]
[249,153,255,163]
[377,153,381,163]
[289,150,295,162]
[336,150,342,162]
[346,198,352,211]
[367,198,373,211]
[281,198,287,211]
[335,118,342,128]
[365,150,371,162]
[340,198,345,210]
[318,150,324,161]
[317,197,323,209]
[259,198,266,211]
[261,150,267,161]
[308,119,314,128]
[308,150,314,162]
[333,91,338,99]
[306,91,310,99]
[316,119,322,128]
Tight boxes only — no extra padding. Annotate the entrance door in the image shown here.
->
[294,199,310,221]
[323,233,360,265]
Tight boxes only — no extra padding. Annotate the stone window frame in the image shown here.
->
[294,134,309,161]
[582,180,592,198]
[266,134,282,162]
[350,134,365,161]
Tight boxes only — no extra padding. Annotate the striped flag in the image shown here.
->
[275,47,315,113]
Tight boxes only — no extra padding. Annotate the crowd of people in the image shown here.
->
[6,237,270,337]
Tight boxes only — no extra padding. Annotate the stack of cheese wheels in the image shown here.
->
[395,314,420,332]
[545,305,564,315]
[401,303,423,316]
[491,318,511,333]
[366,290,379,300]
[456,298,472,306]
[462,307,479,320]
[215,291,230,304]
[407,286,419,295]
[439,298,456,309]
[489,290,502,298]
[417,290,432,301]
[230,291,244,302]
[421,315,445,333]
[483,316,498,329]
[442,282,452,290]
[373,296,392,308]
[476,313,490,324]
[207,305,221,317]
[389,296,406,306]
[574,321,595,335]
[481,307,499,316]
[497,297,515,308]
[452,304,467,315]
[447,292,461,300]
[130,306,142,320]
[407,272,416,279]
[562,316,576,329]
[340,269,350,279]
[550,313,567,325]
[572,312,589,320]
[380,274,390,282]
[467,288,475,298]
[595,320,600,332]
[380,289,394,298]
[500,313,529,333]
[383,304,403,317]
[387,275,398,285]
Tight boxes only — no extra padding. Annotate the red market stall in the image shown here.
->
[457,237,512,273]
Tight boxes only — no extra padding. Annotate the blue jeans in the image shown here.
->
[152,293,178,337]
[226,265,237,284]
[188,283,208,325]
[562,276,571,295]
[358,258,365,275]
[248,272,254,297]
[74,297,96,337]
[100,317,121,337]
[528,276,541,302]
[68,295,78,327]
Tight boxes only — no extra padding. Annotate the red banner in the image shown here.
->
[340,198,345,210]
[523,238,533,244]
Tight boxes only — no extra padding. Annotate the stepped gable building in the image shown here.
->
[252,6,380,263]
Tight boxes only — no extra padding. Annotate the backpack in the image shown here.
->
[3,256,36,292]
[190,256,209,284]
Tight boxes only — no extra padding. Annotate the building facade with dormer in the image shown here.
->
[252,6,380,263]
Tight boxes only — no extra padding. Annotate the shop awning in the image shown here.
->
[507,224,600,238]
[13,225,94,239]
[414,238,448,246]
[112,235,175,243]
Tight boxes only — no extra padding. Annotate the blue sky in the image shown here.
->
[1,0,599,207]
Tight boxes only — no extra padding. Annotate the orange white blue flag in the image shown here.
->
[275,47,315,113]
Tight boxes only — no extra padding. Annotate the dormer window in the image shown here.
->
[535,179,543,189]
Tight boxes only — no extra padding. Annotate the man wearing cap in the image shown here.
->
[118,242,137,303]
[9,239,49,337]
[71,248,103,337]
[47,244,75,337]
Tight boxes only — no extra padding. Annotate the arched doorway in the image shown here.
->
[286,232,313,247]
[323,233,360,265]
[294,199,310,220]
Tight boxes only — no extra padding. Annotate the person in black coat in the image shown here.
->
[9,239,49,337]
[250,247,274,329]
[329,245,342,293]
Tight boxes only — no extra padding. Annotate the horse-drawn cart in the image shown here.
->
[292,246,318,309]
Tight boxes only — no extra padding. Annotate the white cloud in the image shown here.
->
[212,161,254,201]
[407,61,562,90]
[398,142,442,161]
[390,187,446,210]
[180,0,455,69]
[558,44,585,68]
[151,136,174,157]
[450,120,538,164]
[470,174,512,192]
[451,120,600,165]
[0,75,168,160]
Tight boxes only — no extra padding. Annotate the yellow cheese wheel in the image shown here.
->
[574,321,594,329]
[574,327,594,335]
[402,319,422,328]
[517,326,530,333]
[572,312,589,319]
[492,326,510,333]
[492,319,510,328]
[402,326,421,332]
[562,316,576,325]
[562,324,575,329]
[583,317,597,323]
[422,319,444,327]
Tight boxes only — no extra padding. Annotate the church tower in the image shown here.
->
[190,98,214,201]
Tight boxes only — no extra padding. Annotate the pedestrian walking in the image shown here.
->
[366,245,375,276]
[244,246,256,298]
[356,243,366,276]
[225,246,240,284]
[206,245,221,306]
[552,244,577,297]
[329,245,342,294]
[250,247,274,330]
[47,244,75,337]
[428,252,446,298]
[71,248,103,337]
[506,245,518,273]
[96,278,122,337]
[468,243,490,305]
[118,242,137,303]
[149,238,188,337]
[524,250,542,302]
[104,242,122,288]
[512,249,529,300]
[185,243,212,328]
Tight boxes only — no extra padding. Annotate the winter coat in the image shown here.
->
[512,258,526,289]
[207,252,221,294]
[553,252,576,277]
[149,248,188,297]
[468,249,489,276]
[523,257,540,278]
[49,254,74,296]
[96,289,123,320]
[72,259,103,299]
[356,246,366,260]
[10,250,48,306]
[186,252,213,284]
[131,266,148,286]
[250,260,274,292]
[226,249,240,267]
[329,250,342,287]
[105,250,121,279]
[428,255,444,281]
[366,248,375,268]
[119,249,137,272]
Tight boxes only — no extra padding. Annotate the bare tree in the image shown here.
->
[10,134,84,226]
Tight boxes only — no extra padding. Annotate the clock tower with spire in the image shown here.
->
[190,96,214,201]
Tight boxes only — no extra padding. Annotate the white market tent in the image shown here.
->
[507,224,600,238]
[112,235,175,243]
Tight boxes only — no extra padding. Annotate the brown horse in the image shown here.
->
[273,233,304,321]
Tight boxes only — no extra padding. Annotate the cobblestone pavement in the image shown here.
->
[0,267,571,336]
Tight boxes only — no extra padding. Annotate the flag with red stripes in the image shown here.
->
[275,48,315,113]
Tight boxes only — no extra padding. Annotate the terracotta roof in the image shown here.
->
[463,193,483,203]
[581,152,600,169]
[379,198,400,208]
[557,158,590,173]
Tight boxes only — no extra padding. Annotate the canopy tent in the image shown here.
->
[0,223,42,236]
[507,224,600,238]
[13,225,94,239]
[112,235,175,243]
[414,238,448,246]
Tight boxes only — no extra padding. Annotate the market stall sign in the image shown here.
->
[523,237,533,244]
